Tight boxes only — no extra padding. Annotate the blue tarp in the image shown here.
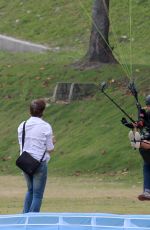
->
[1,212,150,229]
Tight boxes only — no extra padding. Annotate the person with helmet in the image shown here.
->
[18,99,55,212]
[122,95,150,201]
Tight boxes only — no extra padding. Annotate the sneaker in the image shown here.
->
[138,192,150,201]
[128,130,141,149]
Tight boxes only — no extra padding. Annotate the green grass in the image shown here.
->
[0,50,149,180]
[0,0,149,65]
[0,0,149,182]
[1,175,150,215]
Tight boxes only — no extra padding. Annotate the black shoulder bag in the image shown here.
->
[16,121,46,175]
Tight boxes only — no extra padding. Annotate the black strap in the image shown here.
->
[22,121,26,152]
[22,121,46,162]
[40,150,46,162]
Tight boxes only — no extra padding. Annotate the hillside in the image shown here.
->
[0,0,149,65]
[0,0,149,181]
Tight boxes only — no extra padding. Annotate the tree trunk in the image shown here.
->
[87,0,117,63]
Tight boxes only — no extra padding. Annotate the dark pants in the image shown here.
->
[139,148,150,192]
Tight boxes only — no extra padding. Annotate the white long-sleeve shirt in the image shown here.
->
[18,116,54,162]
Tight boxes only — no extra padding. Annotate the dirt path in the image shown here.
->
[0,34,52,52]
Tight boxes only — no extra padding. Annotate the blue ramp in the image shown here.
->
[1,213,150,230]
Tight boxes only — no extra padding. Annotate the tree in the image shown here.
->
[74,0,117,69]
[87,0,117,63]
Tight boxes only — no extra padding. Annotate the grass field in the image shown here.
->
[0,1,150,216]
[1,175,150,215]
[0,0,149,178]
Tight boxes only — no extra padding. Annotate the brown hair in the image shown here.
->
[30,99,46,117]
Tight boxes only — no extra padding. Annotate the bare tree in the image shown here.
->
[86,0,117,63]
[73,0,117,69]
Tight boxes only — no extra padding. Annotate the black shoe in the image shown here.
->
[138,192,150,201]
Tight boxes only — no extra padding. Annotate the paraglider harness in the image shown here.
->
[126,82,150,141]
[100,81,150,141]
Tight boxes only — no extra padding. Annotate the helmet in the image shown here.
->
[145,95,150,106]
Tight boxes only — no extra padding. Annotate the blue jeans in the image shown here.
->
[143,162,150,192]
[23,161,47,213]
[139,148,150,192]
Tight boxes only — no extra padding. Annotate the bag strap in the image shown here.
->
[22,121,46,162]
[22,121,26,152]
[40,150,47,162]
